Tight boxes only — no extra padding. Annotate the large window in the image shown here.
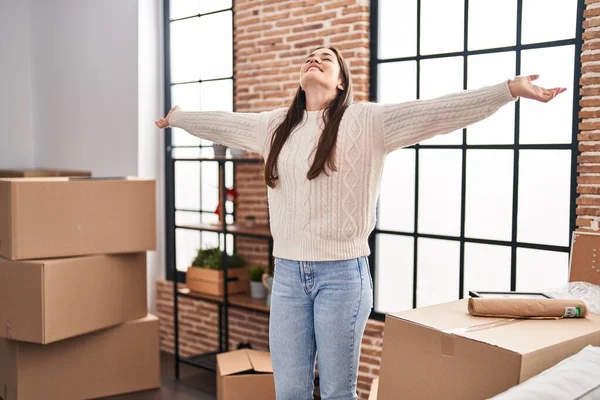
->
[164,1,234,280]
[371,0,584,315]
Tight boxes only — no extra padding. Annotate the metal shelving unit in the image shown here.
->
[167,156,274,378]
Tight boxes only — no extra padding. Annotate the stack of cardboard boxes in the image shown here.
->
[0,175,160,399]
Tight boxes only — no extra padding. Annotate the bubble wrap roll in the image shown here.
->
[468,298,589,319]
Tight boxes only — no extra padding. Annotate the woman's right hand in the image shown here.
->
[155,105,180,129]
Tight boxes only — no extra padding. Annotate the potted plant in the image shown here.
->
[249,266,267,299]
[213,143,227,157]
[186,246,248,296]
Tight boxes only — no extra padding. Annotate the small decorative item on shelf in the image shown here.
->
[244,215,256,228]
[185,246,248,296]
[213,143,227,157]
[249,266,267,299]
[262,272,274,307]
[214,187,237,221]
[230,148,246,157]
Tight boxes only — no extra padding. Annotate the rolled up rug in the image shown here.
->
[468,297,589,319]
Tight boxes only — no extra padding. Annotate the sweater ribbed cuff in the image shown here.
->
[272,236,371,262]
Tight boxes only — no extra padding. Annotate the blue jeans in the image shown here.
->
[269,256,374,400]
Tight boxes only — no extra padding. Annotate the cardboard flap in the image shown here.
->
[247,350,273,373]
[570,231,600,286]
[217,350,253,376]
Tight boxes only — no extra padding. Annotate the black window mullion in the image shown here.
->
[510,0,524,291]
[412,0,422,309]
[459,0,469,300]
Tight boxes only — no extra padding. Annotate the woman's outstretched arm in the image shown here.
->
[155,106,272,154]
[376,75,565,154]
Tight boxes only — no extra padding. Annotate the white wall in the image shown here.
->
[0,0,35,169]
[1,0,165,314]
[31,0,139,177]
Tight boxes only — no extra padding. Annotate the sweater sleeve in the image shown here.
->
[169,110,272,154]
[376,80,518,153]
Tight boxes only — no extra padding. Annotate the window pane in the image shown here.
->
[522,0,578,44]
[176,228,200,272]
[417,238,459,307]
[375,235,414,313]
[171,147,214,159]
[517,150,571,247]
[379,149,415,232]
[378,61,417,103]
[420,0,463,55]
[176,211,201,225]
[198,11,233,80]
[468,0,517,50]
[170,0,201,20]
[175,161,200,211]
[467,52,516,145]
[520,46,574,144]
[171,83,201,146]
[516,248,569,291]
[418,150,462,236]
[465,150,514,241]
[464,243,512,297]
[200,79,233,111]
[199,0,232,14]
[170,0,231,20]
[378,0,417,59]
[170,18,202,83]
[419,57,464,145]
[202,162,218,212]
[202,212,219,224]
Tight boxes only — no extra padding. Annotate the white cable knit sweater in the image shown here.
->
[169,81,517,261]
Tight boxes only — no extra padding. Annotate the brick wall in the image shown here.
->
[578,0,600,230]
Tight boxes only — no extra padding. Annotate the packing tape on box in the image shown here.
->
[441,318,520,357]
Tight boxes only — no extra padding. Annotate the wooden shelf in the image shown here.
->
[177,222,272,239]
[178,289,270,313]
[173,156,263,164]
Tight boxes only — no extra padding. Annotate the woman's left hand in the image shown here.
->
[508,75,566,103]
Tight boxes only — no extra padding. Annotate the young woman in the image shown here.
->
[156,47,565,400]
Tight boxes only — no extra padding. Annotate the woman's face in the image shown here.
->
[300,48,344,92]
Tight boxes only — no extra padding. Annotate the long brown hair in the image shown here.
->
[264,47,353,188]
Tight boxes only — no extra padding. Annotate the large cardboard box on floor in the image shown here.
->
[378,230,600,400]
[0,253,147,344]
[0,168,91,178]
[217,349,275,400]
[0,314,160,400]
[0,177,156,260]
[378,300,600,400]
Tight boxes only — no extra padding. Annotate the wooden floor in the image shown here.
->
[104,352,217,400]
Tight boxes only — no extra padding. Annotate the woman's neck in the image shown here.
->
[304,88,336,111]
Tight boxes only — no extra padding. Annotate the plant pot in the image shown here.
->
[186,266,248,296]
[250,281,267,299]
[230,148,246,157]
[213,144,227,157]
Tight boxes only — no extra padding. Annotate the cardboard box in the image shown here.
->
[369,377,379,400]
[0,314,160,400]
[0,177,156,260]
[186,266,249,296]
[217,349,275,400]
[378,300,600,400]
[0,169,91,178]
[0,253,147,344]
[570,231,600,286]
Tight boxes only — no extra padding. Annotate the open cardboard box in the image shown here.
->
[217,349,275,400]
[0,177,156,260]
[378,230,600,400]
